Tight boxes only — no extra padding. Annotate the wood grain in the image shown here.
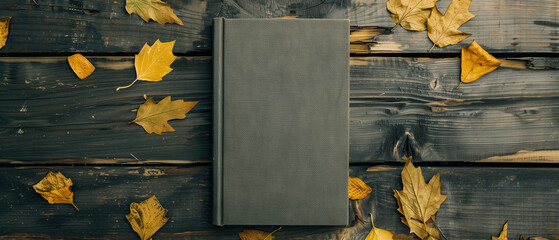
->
[0,0,557,53]
[1,165,559,239]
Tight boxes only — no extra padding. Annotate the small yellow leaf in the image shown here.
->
[131,96,198,135]
[68,54,95,79]
[387,0,438,31]
[126,195,169,240]
[427,0,475,51]
[492,221,508,240]
[273,16,297,19]
[117,39,177,91]
[365,213,394,240]
[0,17,10,50]
[239,227,281,240]
[33,171,79,211]
[458,40,501,88]
[125,0,183,25]
[348,176,372,200]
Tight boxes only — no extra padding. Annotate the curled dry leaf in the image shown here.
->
[33,171,79,211]
[394,158,446,240]
[427,0,475,51]
[117,39,177,91]
[387,0,438,31]
[0,17,10,50]
[126,195,169,240]
[131,96,198,135]
[492,221,508,240]
[239,227,282,240]
[458,40,501,89]
[125,0,183,25]
[68,54,95,79]
[349,176,372,200]
[365,213,394,240]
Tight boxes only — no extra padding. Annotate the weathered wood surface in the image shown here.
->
[1,165,559,239]
[0,0,558,54]
[1,56,558,163]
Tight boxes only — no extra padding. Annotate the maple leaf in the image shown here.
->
[427,0,475,52]
[0,17,10,50]
[116,39,177,91]
[33,171,79,211]
[394,158,446,240]
[125,0,183,26]
[239,227,281,240]
[130,96,198,135]
[365,213,394,240]
[67,54,95,79]
[126,195,168,240]
[492,221,508,240]
[349,176,372,200]
[387,0,438,31]
[458,40,501,89]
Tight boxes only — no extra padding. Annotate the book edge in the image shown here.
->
[212,17,224,227]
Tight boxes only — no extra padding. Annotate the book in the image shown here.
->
[213,18,349,226]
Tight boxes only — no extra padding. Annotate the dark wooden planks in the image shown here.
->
[0,0,558,53]
[2,165,559,239]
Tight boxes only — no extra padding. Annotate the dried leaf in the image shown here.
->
[427,0,475,51]
[365,213,394,240]
[130,96,198,135]
[33,171,79,211]
[126,195,168,240]
[394,158,446,240]
[458,40,501,88]
[349,176,372,200]
[0,17,10,50]
[125,0,183,26]
[492,221,508,240]
[239,227,281,240]
[387,0,438,31]
[68,54,95,79]
[117,39,177,91]
[530,237,550,240]
[273,16,297,19]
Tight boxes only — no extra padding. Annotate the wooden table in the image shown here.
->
[1,0,558,239]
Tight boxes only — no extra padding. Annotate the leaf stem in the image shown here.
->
[456,81,463,89]
[71,202,79,211]
[32,0,38,5]
[428,43,436,52]
[264,227,282,240]
[434,222,448,240]
[390,23,398,31]
[116,79,138,91]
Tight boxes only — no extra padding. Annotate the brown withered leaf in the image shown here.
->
[349,176,372,200]
[68,54,95,79]
[387,0,438,31]
[427,0,475,51]
[394,158,446,240]
[458,40,501,89]
[365,213,394,240]
[0,17,10,50]
[492,221,508,240]
[126,0,183,26]
[131,96,198,135]
[126,195,169,240]
[33,171,79,211]
[239,227,282,240]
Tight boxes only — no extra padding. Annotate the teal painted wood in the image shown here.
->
[1,165,559,239]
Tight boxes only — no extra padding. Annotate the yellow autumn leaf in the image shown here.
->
[33,171,79,211]
[0,17,10,50]
[116,39,177,91]
[365,213,394,240]
[387,0,438,31]
[458,40,501,89]
[239,227,281,240]
[492,221,508,240]
[68,54,95,79]
[349,176,372,200]
[125,0,183,26]
[394,158,446,240]
[130,96,198,135]
[126,195,169,240]
[427,0,475,51]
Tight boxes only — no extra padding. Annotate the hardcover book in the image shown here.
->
[213,18,349,226]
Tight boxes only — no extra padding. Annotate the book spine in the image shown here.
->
[212,17,224,226]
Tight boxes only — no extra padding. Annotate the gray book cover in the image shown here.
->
[213,18,349,226]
